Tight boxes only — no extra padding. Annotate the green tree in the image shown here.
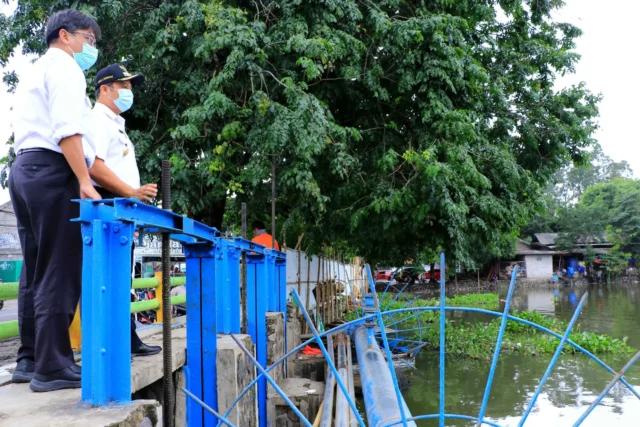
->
[580,179,640,256]
[1,0,600,266]
[522,146,633,244]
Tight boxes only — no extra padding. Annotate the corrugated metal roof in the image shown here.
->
[533,233,558,246]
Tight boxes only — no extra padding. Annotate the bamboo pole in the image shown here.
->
[315,255,321,331]
[295,234,304,320]
[305,252,311,333]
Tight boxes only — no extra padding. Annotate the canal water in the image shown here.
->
[401,284,640,426]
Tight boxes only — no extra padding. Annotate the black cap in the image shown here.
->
[94,63,145,88]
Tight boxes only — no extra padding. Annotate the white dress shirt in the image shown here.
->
[84,102,140,189]
[12,47,95,166]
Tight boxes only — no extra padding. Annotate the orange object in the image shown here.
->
[302,345,323,356]
[69,304,82,351]
[252,233,280,251]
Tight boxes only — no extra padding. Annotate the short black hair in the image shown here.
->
[45,9,102,47]
[252,220,266,230]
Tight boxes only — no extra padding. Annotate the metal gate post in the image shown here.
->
[215,239,241,334]
[247,253,268,427]
[276,256,287,376]
[265,250,277,312]
[81,218,134,404]
[184,242,218,427]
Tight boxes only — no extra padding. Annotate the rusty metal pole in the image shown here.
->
[161,160,174,427]
[271,160,276,249]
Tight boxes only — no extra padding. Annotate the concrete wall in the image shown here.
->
[172,334,258,427]
[524,254,553,278]
[217,334,257,426]
[286,303,302,378]
[266,312,286,385]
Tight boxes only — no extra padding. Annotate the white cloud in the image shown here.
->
[553,0,640,177]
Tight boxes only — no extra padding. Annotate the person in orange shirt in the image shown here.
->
[251,220,280,250]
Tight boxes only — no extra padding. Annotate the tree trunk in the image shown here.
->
[196,197,227,230]
[429,263,437,284]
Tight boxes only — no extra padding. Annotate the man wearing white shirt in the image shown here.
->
[9,10,102,392]
[86,63,161,356]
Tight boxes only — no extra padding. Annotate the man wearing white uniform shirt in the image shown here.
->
[9,9,102,392]
[86,63,161,356]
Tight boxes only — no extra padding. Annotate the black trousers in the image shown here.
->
[95,186,143,350]
[9,150,81,374]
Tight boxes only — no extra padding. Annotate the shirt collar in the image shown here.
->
[255,229,267,236]
[47,47,77,64]
[94,102,126,130]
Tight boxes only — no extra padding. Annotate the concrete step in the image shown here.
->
[0,385,161,427]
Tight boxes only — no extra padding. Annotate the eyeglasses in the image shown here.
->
[73,31,97,48]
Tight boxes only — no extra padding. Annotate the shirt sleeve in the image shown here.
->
[45,59,88,143]
[82,136,96,169]
[83,111,110,163]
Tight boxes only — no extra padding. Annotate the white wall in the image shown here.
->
[284,249,362,310]
[524,255,553,278]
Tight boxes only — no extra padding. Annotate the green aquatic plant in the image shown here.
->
[345,293,636,359]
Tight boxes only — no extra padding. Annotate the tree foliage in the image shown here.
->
[521,147,633,237]
[1,0,600,266]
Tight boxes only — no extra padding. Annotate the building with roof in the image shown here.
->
[0,201,22,262]
[512,233,613,279]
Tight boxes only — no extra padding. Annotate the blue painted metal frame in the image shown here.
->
[476,266,519,426]
[80,218,134,404]
[75,198,287,423]
[246,254,269,427]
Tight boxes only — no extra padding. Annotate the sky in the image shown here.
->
[0,0,639,205]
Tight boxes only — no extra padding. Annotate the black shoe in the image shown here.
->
[132,343,162,357]
[30,367,81,392]
[12,359,35,383]
[70,364,81,374]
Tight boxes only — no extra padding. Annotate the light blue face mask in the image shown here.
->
[69,34,98,71]
[109,88,134,113]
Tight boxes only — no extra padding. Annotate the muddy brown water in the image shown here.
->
[402,283,640,426]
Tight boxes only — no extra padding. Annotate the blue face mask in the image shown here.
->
[69,35,98,71]
[109,88,134,113]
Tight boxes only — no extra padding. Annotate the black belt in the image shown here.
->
[17,148,58,156]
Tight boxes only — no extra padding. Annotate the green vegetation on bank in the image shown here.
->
[347,293,635,359]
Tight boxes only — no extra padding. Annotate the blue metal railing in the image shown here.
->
[74,198,286,427]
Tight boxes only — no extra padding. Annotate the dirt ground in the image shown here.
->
[0,337,19,366]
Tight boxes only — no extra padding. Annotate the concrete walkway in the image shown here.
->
[0,386,160,427]
[0,321,187,426]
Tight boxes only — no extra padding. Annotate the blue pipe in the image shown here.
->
[334,336,349,427]
[354,326,417,427]
[217,304,640,425]
[385,413,504,427]
[182,387,237,427]
[382,281,411,311]
[319,333,335,427]
[574,349,640,426]
[438,253,445,427]
[366,265,411,427]
[476,266,519,426]
[518,292,589,426]
[229,334,313,427]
